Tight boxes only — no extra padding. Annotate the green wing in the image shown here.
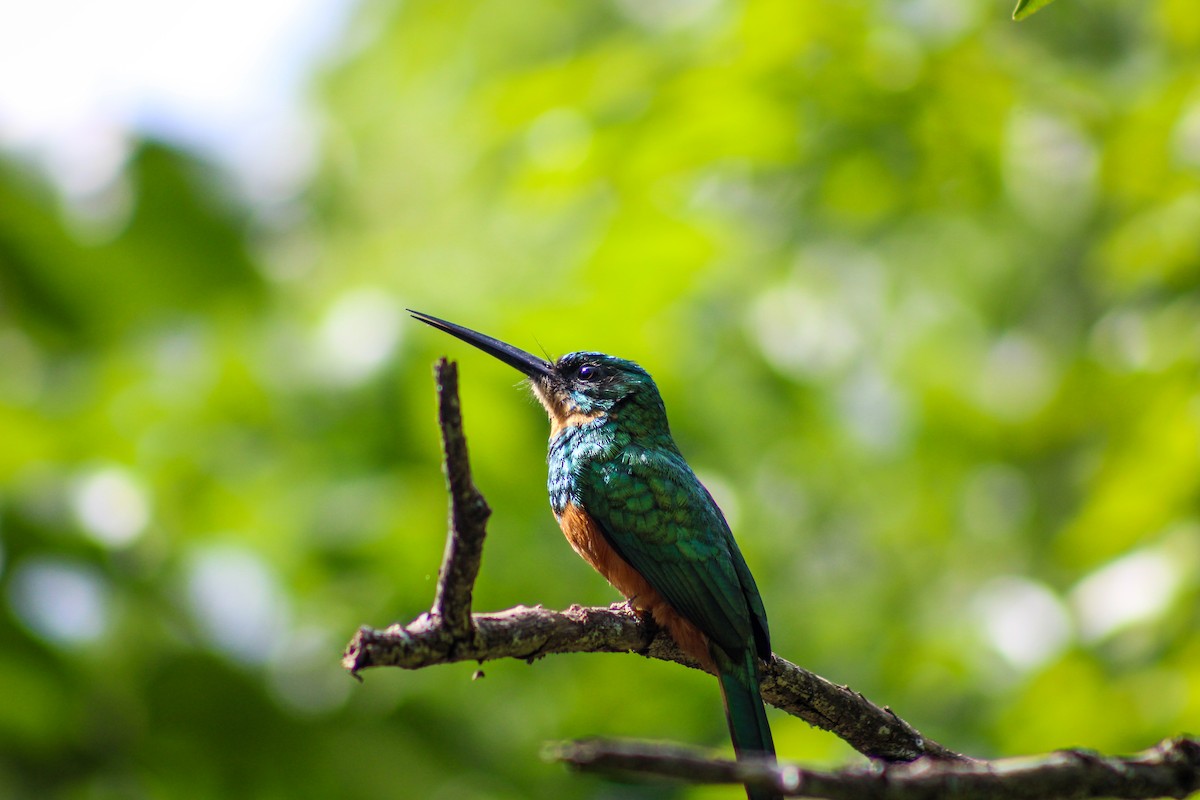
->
[578,447,769,658]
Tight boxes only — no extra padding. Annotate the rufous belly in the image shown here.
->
[557,502,714,671]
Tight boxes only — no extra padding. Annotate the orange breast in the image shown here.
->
[557,503,714,670]
[530,382,604,439]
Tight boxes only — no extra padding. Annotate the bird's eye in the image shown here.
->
[577,364,599,382]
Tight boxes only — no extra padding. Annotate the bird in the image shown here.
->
[409,310,778,800]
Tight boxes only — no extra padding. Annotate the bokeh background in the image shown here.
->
[2,0,1199,798]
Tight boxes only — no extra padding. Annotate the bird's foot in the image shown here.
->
[613,597,647,618]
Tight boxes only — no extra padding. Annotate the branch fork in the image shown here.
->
[341,359,1200,799]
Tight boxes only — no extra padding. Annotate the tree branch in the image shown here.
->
[343,601,960,762]
[553,737,1200,800]
[429,358,490,639]
[342,361,1200,798]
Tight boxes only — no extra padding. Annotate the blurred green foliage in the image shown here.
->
[2,1,1199,798]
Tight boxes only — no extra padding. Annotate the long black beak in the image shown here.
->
[408,310,555,380]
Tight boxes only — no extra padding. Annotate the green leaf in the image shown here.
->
[1013,0,1057,20]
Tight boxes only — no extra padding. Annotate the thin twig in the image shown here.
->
[554,736,1200,800]
[429,358,491,639]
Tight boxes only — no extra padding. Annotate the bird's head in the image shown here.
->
[408,311,661,434]
[539,350,656,420]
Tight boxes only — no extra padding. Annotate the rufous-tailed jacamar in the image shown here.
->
[410,311,778,800]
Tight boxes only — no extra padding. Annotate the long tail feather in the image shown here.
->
[715,648,778,800]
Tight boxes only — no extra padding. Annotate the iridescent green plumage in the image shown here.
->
[410,313,778,800]
[546,358,770,667]
[546,354,775,782]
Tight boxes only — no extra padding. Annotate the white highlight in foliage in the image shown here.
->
[1070,548,1183,642]
[973,334,1056,421]
[836,364,911,453]
[185,544,289,664]
[72,466,150,547]
[612,0,722,30]
[314,287,403,385]
[1005,109,1098,228]
[973,576,1071,671]
[1172,96,1200,169]
[1089,310,1151,372]
[7,558,112,646]
[268,627,353,716]
[752,287,861,378]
